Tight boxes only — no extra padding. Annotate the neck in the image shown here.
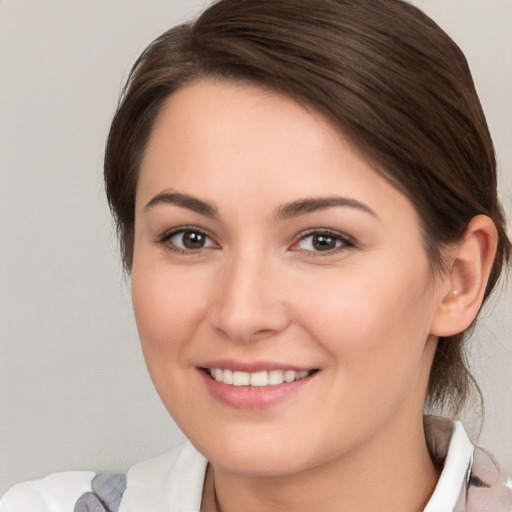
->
[201,412,439,512]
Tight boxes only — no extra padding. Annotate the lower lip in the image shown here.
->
[199,370,316,410]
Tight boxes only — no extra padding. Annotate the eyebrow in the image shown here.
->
[144,190,376,220]
[276,197,377,220]
[144,190,219,218]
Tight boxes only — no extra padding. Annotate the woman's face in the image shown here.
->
[132,80,445,476]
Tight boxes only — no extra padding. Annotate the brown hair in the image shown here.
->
[104,0,511,414]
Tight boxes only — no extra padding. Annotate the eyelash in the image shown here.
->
[155,227,355,256]
[155,226,218,255]
[290,229,355,256]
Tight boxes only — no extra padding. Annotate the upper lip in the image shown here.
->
[199,359,316,373]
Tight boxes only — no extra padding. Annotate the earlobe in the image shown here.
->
[430,215,498,337]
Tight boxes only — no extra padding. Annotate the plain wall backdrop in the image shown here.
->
[1,0,511,495]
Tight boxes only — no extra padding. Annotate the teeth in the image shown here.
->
[208,368,311,387]
[284,370,295,383]
[223,369,233,385]
[233,371,250,386]
[268,370,285,385]
[250,371,268,387]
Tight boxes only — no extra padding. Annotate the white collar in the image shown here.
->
[118,441,208,512]
[424,420,473,512]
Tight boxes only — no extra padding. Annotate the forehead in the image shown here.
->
[143,79,343,174]
[142,82,377,188]
[136,79,421,232]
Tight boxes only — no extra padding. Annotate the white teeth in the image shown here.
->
[233,371,250,386]
[208,368,312,387]
[223,369,233,385]
[284,370,296,383]
[268,370,285,385]
[250,371,268,387]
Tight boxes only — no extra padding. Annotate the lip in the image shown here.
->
[200,359,313,373]
[198,360,318,410]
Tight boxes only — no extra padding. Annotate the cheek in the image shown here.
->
[296,259,435,375]
[130,261,217,421]
[131,262,211,362]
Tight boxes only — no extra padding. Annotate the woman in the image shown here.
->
[2,0,511,510]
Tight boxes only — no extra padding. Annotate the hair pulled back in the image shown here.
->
[104,0,511,414]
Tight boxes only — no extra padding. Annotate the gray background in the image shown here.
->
[1,0,511,495]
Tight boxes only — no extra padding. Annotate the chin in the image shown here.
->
[190,426,323,477]
[210,450,308,477]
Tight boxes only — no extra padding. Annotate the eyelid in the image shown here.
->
[155,225,219,253]
[289,228,355,254]
[154,226,354,255]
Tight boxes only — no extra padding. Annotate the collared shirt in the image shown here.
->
[2,417,511,511]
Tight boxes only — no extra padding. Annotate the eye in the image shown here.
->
[292,230,354,253]
[157,227,218,252]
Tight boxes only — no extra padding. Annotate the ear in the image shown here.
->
[430,215,498,337]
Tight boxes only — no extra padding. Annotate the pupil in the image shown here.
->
[313,234,336,251]
[183,231,205,249]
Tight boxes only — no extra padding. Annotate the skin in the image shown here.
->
[131,79,455,511]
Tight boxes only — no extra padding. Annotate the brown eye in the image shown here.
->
[294,230,353,253]
[312,234,338,251]
[182,231,207,249]
[165,229,217,251]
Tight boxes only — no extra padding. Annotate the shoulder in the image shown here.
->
[424,416,512,511]
[1,471,127,512]
[0,442,206,512]
[0,471,96,512]
[467,446,512,510]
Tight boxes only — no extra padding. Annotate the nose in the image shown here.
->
[210,250,291,343]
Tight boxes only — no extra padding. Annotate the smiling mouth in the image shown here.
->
[204,368,317,387]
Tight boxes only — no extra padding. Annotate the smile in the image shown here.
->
[207,368,313,387]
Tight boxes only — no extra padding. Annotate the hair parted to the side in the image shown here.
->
[104,0,511,414]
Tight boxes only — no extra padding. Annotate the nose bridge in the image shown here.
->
[211,244,288,341]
